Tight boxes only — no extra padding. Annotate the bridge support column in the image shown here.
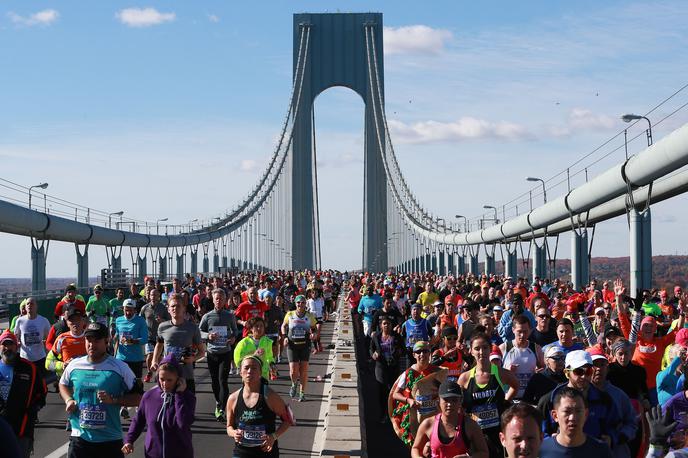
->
[431,253,438,273]
[31,239,48,292]
[203,256,210,274]
[415,256,421,273]
[425,253,431,272]
[505,247,517,279]
[469,255,479,275]
[213,253,220,274]
[485,254,495,276]
[571,231,589,291]
[630,208,652,292]
[111,254,121,271]
[75,244,89,288]
[447,253,455,276]
[222,255,228,270]
[137,255,147,283]
[532,244,546,280]
[158,254,167,281]
[190,247,198,275]
[456,254,465,276]
[176,254,184,279]
[438,249,446,275]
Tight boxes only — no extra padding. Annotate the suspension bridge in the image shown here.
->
[2,11,688,458]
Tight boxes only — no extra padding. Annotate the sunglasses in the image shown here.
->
[537,314,549,319]
[568,366,593,376]
[444,336,458,341]
[548,356,564,361]
[414,349,430,354]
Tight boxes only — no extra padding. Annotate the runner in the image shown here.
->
[234,317,275,382]
[370,316,404,423]
[431,326,463,382]
[86,284,112,326]
[400,304,433,369]
[236,287,269,338]
[226,355,293,458]
[55,284,87,321]
[499,315,544,400]
[458,332,519,458]
[199,288,238,422]
[499,403,544,458]
[151,293,205,393]
[306,288,325,353]
[281,295,317,402]
[46,306,87,380]
[113,299,148,419]
[14,296,51,380]
[411,380,488,458]
[60,322,142,458]
[0,330,47,458]
[122,354,196,458]
[140,289,170,383]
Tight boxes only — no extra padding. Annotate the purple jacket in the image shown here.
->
[125,385,196,458]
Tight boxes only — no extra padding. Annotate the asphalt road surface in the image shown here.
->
[33,323,336,458]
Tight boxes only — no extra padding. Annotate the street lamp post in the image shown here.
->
[156,218,168,235]
[622,114,653,147]
[483,205,498,224]
[455,214,467,232]
[108,211,124,229]
[189,218,198,232]
[526,177,547,204]
[28,182,48,210]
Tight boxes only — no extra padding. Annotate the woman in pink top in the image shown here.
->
[411,380,487,458]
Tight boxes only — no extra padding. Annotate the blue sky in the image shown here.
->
[1,1,688,277]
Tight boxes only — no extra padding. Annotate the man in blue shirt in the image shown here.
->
[113,299,148,419]
[60,322,142,458]
[358,288,383,337]
[498,294,536,342]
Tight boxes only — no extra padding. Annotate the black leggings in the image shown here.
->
[207,351,232,408]
[68,437,123,458]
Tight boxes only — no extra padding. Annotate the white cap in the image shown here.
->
[594,306,605,315]
[123,298,137,309]
[565,350,593,370]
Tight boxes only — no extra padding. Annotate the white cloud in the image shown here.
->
[7,9,59,26]
[568,108,616,130]
[115,8,175,28]
[384,25,453,55]
[239,159,260,172]
[208,14,220,23]
[387,117,532,144]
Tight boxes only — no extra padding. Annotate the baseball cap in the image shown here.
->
[412,341,430,352]
[441,326,458,338]
[65,283,77,292]
[438,380,463,399]
[412,303,423,309]
[123,299,137,309]
[84,322,109,339]
[294,295,306,303]
[676,328,688,348]
[565,350,593,370]
[545,346,564,359]
[587,345,608,362]
[594,306,605,315]
[433,300,443,308]
[492,305,503,312]
[0,330,18,345]
[641,316,657,327]
[65,306,84,319]
[93,284,103,292]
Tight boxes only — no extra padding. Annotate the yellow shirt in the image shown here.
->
[416,291,439,309]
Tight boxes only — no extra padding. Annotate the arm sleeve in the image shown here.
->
[174,390,196,429]
[125,400,147,444]
[498,312,512,341]
[579,314,597,346]
[657,357,681,394]
[199,315,209,339]
[629,312,641,345]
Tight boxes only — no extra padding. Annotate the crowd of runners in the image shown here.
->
[347,272,688,458]
[0,271,340,458]
[1,269,688,458]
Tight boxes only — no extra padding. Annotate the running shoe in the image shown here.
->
[120,407,129,419]
[215,407,226,422]
[298,391,305,402]
[289,383,298,399]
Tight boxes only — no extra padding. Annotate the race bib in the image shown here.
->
[211,326,228,346]
[24,329,41,346]
[166,346,185,361]
[240,423,266,447]
[470,403,499,429]
[79,403,107,429]
[638,344,657,354]
[415,393,438,417]
[292,327,306,340]
[96,316,108,326]
[516,373,532,391]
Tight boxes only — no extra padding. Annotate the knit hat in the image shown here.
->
[0,330,18,345]
[676,328,688,348]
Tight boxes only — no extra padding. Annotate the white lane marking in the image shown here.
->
[45,441,69,458]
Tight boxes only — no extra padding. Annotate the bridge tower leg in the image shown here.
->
[137,255,147,283]
[158,253,167,281]
[176,254,184,279]
[438,248,446,275]
[190,246,198,275]
[485,245,496,275]
[532,243,546,280]
[505,246,517,279]
[571,231,589,291]
[469,254,479,275]
[30,239,48,292]
[630,208,652,292]
[291,13,387,272]
[75,244,89,288]
[447,252,455,276]
[456,253,465,276]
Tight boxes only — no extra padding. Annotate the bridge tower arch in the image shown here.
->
[291,13,387,272]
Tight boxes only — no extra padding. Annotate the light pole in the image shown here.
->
[483,205,498,224]
[156,218,168,235]
[108,211,124,228]
[189,218,198,232]
[526,177,547,204]
[455,214,467,232]
[28,182,48,210]
[622,113,653,147]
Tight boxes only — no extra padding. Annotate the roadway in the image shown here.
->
[33,322,336,458]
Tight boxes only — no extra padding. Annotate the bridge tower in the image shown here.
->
[291,13,388,272]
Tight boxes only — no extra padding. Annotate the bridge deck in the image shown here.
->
[34,321,336,458]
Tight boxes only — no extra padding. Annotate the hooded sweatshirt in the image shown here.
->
[125,355,195,458]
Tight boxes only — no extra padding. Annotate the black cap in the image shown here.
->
[604,326,622,339]
[438,380,463,399]
[84,322,109,339]
[65,306,84,319]
[441,326,458,338]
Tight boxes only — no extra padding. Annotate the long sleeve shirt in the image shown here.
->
[657,356,686,405]
[602,381,637,458]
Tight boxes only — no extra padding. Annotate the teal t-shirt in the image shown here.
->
[60,356,135,443]
[114,315,148,362]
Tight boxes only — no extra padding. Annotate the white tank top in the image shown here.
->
[502,342,537,399]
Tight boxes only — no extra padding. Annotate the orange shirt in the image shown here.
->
[52,331,87,363]
[432,348,463,379]
[631,328,676,388]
